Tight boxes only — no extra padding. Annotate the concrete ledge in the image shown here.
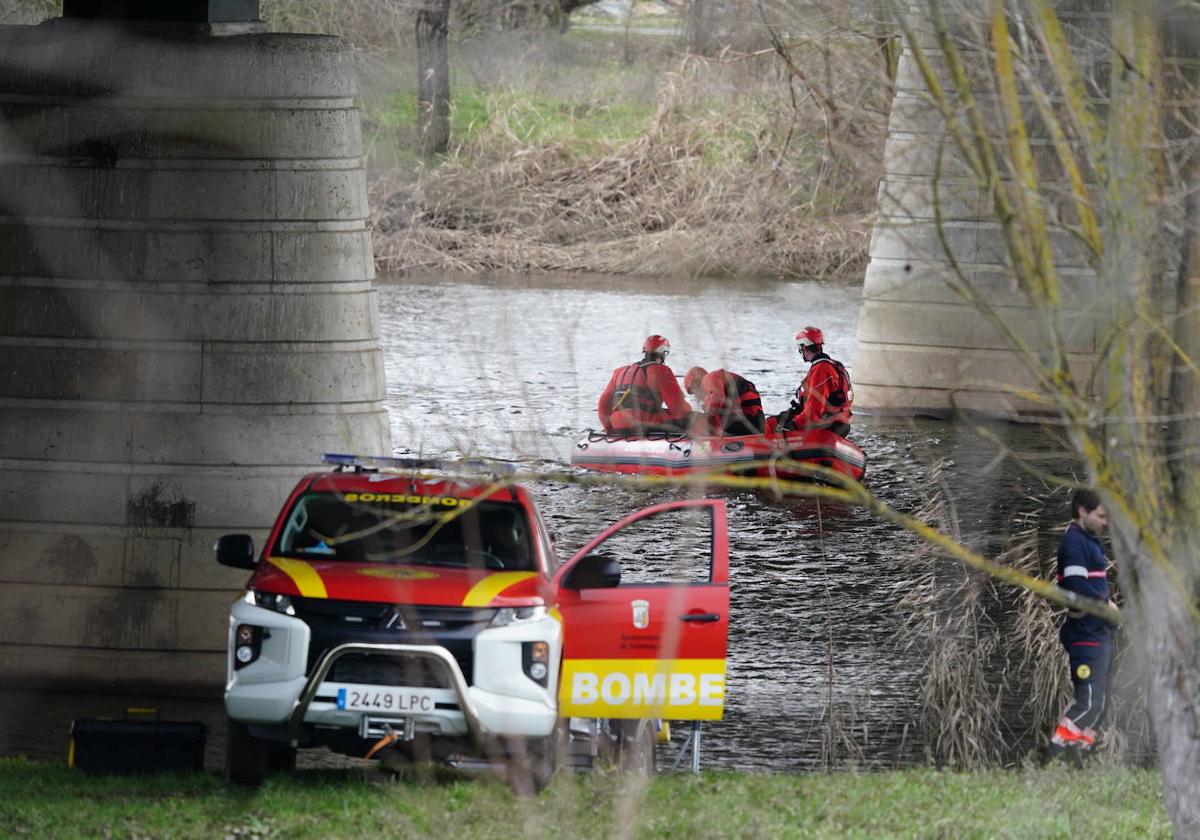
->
[0,521,261,590]
[856,298,1100,353]
[862,258,1096,307]
[0,404,389,464]
[853,342,1096,396]
[0,644,225,695]
[1,103,363,161]
[851,383,1061,420]
[0,224,375,284]
[0,285,381,342]
[0,27,357,100]
[0,581,235,650]
[869,220,1090,269]
[0,165,370,222]
[0,465,309,529]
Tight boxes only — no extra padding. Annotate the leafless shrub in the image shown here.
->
[0,0,58,24]
[260,0,415,47]
[372,40,886,278]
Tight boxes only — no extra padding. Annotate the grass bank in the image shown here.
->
[361,27,886,280]
[0,758,1169,839]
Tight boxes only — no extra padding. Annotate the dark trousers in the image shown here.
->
[1061,625,1114,731]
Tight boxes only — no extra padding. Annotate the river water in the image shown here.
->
[375,272,1056,772]
[1,272,1058,774]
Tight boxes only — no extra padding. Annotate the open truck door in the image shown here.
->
[552,499,730,721]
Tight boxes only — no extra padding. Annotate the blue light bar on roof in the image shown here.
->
[321,453,517,475]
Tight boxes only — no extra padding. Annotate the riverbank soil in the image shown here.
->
[0,757,1170,838]
[358,20,887,279]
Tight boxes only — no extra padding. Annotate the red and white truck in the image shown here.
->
[216,455,730,785]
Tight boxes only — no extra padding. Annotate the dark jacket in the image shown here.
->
[1056,522,1113,638]
[698,369,765,436]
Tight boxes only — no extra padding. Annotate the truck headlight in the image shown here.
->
[490,605,547,627]
[252,591,296,616]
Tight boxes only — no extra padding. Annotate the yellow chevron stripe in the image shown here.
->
[461,571,538,607]
[266,556,328,599]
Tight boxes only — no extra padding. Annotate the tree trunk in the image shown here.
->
[686,0,717,56]
[416,0,451,156]
[1102,2,1200,834]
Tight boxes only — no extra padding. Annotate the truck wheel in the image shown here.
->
[529,720,568,789]
[226,719,270,786]
[504,726,562,795]
[614,720,656,776]
[268,741,297,772]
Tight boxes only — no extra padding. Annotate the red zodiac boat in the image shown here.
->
[570,428,866,483]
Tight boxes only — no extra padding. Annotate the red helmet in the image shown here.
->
[642,334,671,358]
[795,326,824,350]
[684,366,707,395]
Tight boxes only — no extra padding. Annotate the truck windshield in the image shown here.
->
[272,492,534,571]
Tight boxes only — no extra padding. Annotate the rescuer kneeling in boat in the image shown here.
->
[597,334,692,436]
[768,326,853,436]
[1049,488,1117,762]
[684,366,766,437]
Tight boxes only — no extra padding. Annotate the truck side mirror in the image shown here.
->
[562,552,621,590]
[215,534,257,570]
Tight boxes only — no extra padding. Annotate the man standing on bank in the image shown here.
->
[1049,488,1118,760]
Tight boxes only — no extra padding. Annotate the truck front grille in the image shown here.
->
[292,597,492,686]
[326,652,457,689]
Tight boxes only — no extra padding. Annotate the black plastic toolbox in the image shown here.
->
[68,709,207,774]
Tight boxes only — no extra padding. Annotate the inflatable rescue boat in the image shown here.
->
[571,428,866,483]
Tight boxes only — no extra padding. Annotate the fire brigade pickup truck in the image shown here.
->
[216,455,730,785]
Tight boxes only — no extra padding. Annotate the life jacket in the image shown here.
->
[729,374,765,424]
[701,371,764,436]
[611,361,665,416]
[796,355,853,420]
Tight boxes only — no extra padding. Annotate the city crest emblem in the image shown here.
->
[631,599,650,630]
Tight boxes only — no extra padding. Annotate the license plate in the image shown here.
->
[334,686,438,714]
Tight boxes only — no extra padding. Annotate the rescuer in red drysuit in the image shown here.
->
[597,335,692,435]
[684,366,766,437]
[767,326,853,437]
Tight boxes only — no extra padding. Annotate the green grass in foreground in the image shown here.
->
[0,757,1170,839]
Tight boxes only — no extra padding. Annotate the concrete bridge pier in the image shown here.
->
[0,2,389,696]
[852,3,1108,418]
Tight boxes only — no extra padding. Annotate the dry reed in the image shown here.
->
[894,474,1152,768]
[370,42,886,279]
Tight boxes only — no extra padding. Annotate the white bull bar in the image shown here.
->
[287,642,485,747]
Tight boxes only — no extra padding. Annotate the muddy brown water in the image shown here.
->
[3,273,1060,773]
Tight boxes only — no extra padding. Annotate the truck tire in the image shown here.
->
[504,723,565,795]
[530,719,568,789]
[226,719,270,786]
[268,741,297,772]
[613,719,656,776]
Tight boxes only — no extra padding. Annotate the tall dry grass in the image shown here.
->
[0,0,57,24]
[895,471,1152,768]
[371,35,888,279]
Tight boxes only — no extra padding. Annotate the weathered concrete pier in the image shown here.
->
[0,1,388,693]
[852,2,1107,417]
